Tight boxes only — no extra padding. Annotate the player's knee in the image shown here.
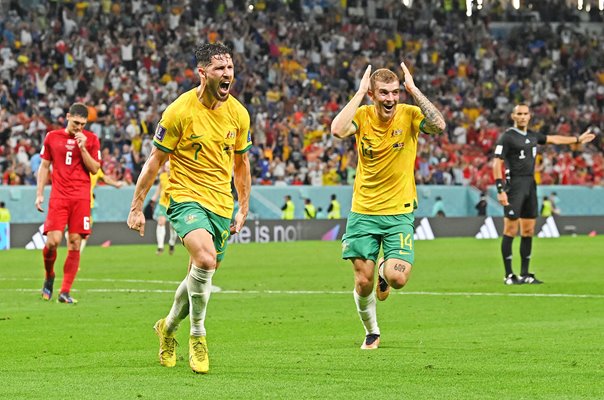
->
[503,228,517,237]
[386,262,412,289]
[389,275,408,289]
[45,241,59,251]
[191,252,216,270]
[67,243,81,251]
[354,275,373,292]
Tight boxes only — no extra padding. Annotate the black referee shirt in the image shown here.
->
[494,128,547,177]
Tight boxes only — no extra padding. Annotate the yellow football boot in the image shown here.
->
[153,319,177,367]
[189,336,209,374]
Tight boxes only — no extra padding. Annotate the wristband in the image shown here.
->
[576,136,579,144]
[495,179,504,194]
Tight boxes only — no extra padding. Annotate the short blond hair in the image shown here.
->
[370,69,398,90]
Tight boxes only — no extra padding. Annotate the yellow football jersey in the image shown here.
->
[351,104,426,215]
[158,171,170,208]
[153,88,252,218]
[89,168,105,208]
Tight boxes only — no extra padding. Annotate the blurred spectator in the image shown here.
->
[432,196,446,217]
[316,207,326,219]
[281,195,295,220]
[475,192,488,216]
[540,195,554,217]
[0,201,10,222]
[327,193,340,219]
[549,192,561,215]
[304,198,316,219]
[0,1,601,190]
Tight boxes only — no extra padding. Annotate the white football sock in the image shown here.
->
[165,278,189,335]
[353,289,380,335]
[80,238,87,253]
[378,261,388,283]
[168,225,177,246]
[188,266,215,337]
[156,224,166,249]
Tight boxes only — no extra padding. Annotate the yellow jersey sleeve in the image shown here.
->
[153,102,184,153]
[235,109,252,154]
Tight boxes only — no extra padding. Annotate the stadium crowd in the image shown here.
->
[0,0,603,192]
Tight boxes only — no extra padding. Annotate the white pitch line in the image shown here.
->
[2,288,604,299]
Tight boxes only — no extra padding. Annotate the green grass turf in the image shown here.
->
[1,236,603,399]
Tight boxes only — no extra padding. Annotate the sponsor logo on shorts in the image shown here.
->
[185,214,197,224]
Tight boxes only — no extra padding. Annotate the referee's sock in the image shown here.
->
[501,235,514,276]
[520,236,532,276]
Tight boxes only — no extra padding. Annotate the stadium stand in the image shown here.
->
[0,0,602,192]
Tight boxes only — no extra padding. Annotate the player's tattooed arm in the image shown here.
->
[400,61,446,134]
[409,88,446,134]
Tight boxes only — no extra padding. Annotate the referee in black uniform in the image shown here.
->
[492,104,595,285]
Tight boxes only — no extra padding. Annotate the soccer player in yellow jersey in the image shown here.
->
[151,161,178,255]
[127,43,252,374]
[332,62,446,349]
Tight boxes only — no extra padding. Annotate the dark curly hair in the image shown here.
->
[194,42,232,67]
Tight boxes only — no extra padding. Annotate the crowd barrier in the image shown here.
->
[1,185,603,224]
[3,216,602,250]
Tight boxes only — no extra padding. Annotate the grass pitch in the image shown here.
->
[0,236,603,399]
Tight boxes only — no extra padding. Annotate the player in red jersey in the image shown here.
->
[35,103,101,304]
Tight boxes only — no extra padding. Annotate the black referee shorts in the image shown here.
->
[504,176,538,219]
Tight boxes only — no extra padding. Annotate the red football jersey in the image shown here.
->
[40,129,101,200]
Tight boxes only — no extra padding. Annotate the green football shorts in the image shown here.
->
[167,199,231,262]
[156,203,168,218]
[341,211,415,265]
